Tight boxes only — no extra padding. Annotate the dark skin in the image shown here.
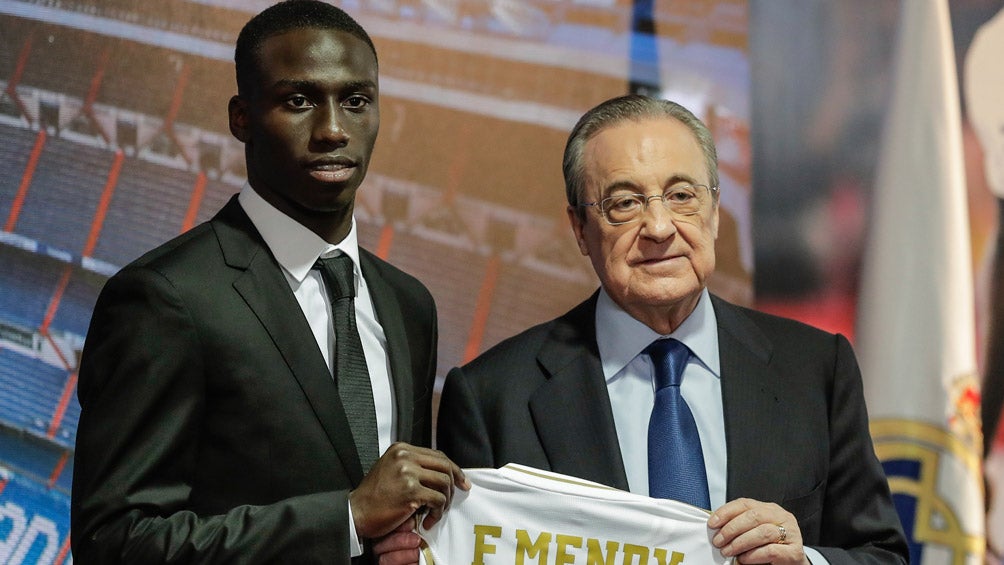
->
[228,27,468,540]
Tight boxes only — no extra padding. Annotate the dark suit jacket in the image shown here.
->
[438,292,908,564]
[71,197,437,564]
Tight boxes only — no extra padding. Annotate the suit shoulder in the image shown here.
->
[102,222,219,285]
[711,295,852,368]
[470,320,555,366]
[714,296,841,339]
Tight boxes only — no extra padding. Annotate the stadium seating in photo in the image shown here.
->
[0,125,39,225]
[0,349,70,443]
[90,158,200,267]
[0,425,69,491]
[11,135,114,255]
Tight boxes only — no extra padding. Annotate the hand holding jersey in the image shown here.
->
[418,464,732,565]
[709,499,807,564]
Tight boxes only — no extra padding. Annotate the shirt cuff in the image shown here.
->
[348,500,364,557]
[804,546,829,564]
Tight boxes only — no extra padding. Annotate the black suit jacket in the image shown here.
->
[71,197,437,564]
[438,292,908,564]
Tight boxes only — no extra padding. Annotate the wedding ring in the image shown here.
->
[777,524,787,544]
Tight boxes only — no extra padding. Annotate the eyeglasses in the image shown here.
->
[580,184,719,226]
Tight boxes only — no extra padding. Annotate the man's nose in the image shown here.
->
[313,103,349,146]
[638,197,677,241]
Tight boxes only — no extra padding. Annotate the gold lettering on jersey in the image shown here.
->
[622,544,649,565]
[516,529,552,564]
[555,534,583,565]
[652,548,685,565]
[472,525,503,565]
[586,539,620,565]
[469,524,687,565]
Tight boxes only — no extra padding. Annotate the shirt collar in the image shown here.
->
[595,287,721,381]
[238,184,362,284]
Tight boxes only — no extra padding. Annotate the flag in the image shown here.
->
[856,0,985,563]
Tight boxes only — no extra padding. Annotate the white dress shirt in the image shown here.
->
[239,186,395,453]
[597,288,828,564]
[239,186,394,556]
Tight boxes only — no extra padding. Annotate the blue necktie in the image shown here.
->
[647,338,711,509]
[315,254,379,472]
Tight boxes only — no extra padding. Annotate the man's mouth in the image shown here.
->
[634,254,684,267]
[308,158,357,183]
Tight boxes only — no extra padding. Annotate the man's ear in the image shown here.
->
[566,206,590,256]
[710,202,720,240]
[228,95,250,143]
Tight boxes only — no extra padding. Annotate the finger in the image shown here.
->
[733,543,804,565]
[373,531,422,554]
[414,452,470,492]
[419,490,451,531]
[711,503,765,547]
[450,459,470,490]
[388,444,468,496]
[377,548,422,565]
[732,530,805,565]
[390,518,418,534]
[408,460,469,511]
[720,522,787,557]
[708,498,756,529]
[396,444,468,484]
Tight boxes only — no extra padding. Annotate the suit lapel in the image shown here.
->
[359,251,415,443]
[213,198,365,484]
[712,296,789,503]
[529,295,630,490]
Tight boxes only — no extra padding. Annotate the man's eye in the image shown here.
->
[342,95,371,110]
[286,95,312,109]
[665,187,696,202]
[611,197,641,211]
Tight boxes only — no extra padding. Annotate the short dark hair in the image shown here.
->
[563,95,719,221]
[235,0,377,95]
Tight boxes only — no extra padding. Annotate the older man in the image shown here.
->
[404,95,906,565]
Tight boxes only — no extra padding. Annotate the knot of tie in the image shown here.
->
[646,338,690,389]
[315,254,355,300]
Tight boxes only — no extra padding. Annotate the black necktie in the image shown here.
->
[646,338,710,509]
[314,254,379,471]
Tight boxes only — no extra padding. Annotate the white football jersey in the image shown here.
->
[419,464,731,565]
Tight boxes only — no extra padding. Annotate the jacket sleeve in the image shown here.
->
[436,366,496,469]
[812,334,909,565]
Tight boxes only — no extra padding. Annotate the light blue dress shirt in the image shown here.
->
[597,287,727,506]
[597,288,827,564]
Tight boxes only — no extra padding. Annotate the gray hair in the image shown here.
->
[562,95,719,220]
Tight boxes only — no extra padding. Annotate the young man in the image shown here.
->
[71,2,466,562]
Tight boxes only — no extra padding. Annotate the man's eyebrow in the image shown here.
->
[599,180,641,198]
[341,80,378,92]
[268,79,377,92]
[663,173,700,187]
[598,173,700,198]
[270,79,316,91]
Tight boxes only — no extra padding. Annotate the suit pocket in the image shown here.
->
[781,480,824,542]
